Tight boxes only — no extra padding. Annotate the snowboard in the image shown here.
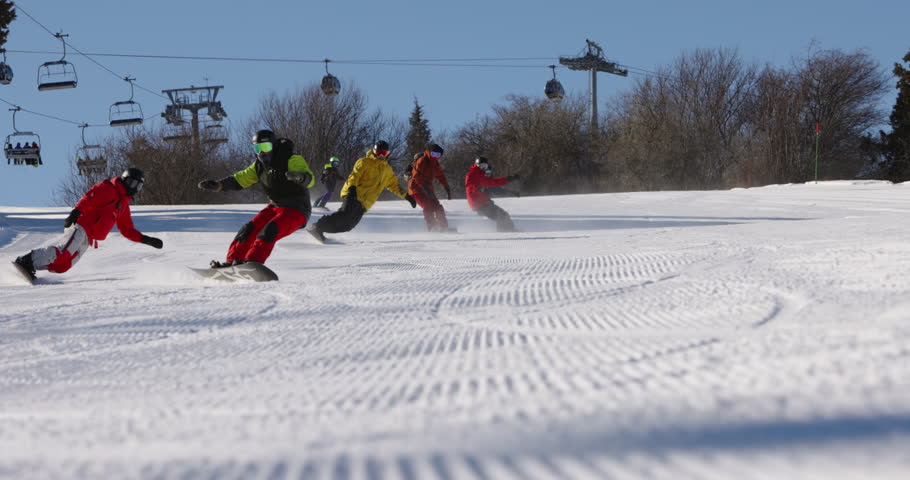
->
[189,261,279,283]
[306,226,327,244]
[10,261,36,284]
[430,226,458,234]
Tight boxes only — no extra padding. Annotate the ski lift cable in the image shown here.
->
[7,49,557,69]
[8,47,677,79]
[13,7,660,81]
[0,95,107,127]
[14,5,168,101]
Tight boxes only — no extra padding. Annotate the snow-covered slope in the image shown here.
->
[2,182,909,479]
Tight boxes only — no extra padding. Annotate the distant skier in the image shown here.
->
[408,143,452,232]
[313,156,342,209]
[198,129,314,267]
[465,156,520,232]
[12,167,163,282]
[306,140,416,243]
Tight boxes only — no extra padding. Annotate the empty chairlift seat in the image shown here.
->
[37,60,77,91]
[109,100,144,127]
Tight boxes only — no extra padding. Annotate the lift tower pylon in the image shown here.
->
[161,85,227,147]
[559,39,627,131]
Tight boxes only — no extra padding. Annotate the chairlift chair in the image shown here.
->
[4,133,42,166]
[203,123,228,145]
[4,107,42,166]
[163,124,192,142]
[76,124,105,175]
[320,59,340,96]
[110,77,144,127]
[37,33,77,91]
[110,100,144,126]
[544,65,565,102]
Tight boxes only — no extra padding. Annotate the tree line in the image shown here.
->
[57,45,909,205]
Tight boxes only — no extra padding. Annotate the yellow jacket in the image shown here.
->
[341,150,407,210]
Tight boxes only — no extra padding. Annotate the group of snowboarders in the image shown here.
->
[11,129,521,282]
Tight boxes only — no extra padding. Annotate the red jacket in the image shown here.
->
[465,165,508,210]
[407,150,450,196]
[73,177,143,243]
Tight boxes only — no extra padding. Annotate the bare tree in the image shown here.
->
[605,48,759,191]
[447,93,589,195]
[798,48,890,180]
[55,125,242,206]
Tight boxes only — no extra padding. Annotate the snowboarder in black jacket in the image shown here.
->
[198,129,314,266]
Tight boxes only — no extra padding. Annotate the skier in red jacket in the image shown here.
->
[465,156,520,232]
[408,143,452,231]
[12,167,163,281]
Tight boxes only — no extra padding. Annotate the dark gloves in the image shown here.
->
[286,171,311,184]
[140,235,163,249]
[506,174,521,182]
[63,209,81,228]
[405,194,417,208]
[198,179,222,192]
[445,187,452,200]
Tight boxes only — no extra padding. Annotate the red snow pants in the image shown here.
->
[227,205,307,264]
[411,186,448,231]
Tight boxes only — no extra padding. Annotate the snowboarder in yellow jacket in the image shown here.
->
[307,140,415,243]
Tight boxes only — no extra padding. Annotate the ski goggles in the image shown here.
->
[253,141,273,154]
[374,149,390,158]
[123,177,144,193]
[429,151,442,159]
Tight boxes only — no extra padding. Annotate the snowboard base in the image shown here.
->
[189,261,278,283]
[10,261,36,285]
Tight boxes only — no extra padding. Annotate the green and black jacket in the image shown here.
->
[219,138,315,217]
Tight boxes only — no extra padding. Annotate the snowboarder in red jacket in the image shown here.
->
[12,167,163,281]
[465,156,520,232]
[408,143,452,231]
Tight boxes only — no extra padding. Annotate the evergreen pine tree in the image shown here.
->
[884,49,910,180]
[406,98,432,157]
[0,1,16,51]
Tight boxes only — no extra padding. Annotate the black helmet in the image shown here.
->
[120,167,145,196]
[475,156,490,170]
[373,140,390,152]
[252,129,275,144]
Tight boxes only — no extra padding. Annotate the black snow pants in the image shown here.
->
[313,194,367,234]
[476,201,515,232]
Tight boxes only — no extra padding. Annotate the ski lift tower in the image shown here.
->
[160,85,227,146]
[559,39,627,131]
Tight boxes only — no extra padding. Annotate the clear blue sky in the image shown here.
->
[1,0,907,206]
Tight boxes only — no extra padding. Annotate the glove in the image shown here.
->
[506,174,521,182]
[63,209,81,228]
[405,194,417,208]
[347,186,358,200]
[140,235,163,249]
[286,171,310,184]
[445,187,452,200]
[198,179,222,192]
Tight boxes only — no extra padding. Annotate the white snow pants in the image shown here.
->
[31,225,91,273]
